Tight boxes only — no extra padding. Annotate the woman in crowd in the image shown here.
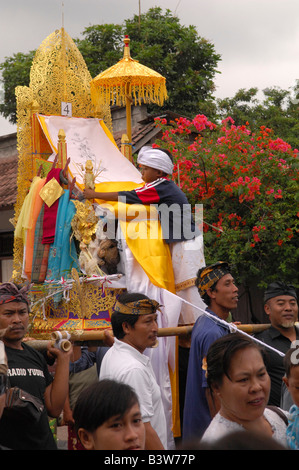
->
[201,333,288,448]
[73,379,145,450]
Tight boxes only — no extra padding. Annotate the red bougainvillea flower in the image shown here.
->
[152,114,298,287]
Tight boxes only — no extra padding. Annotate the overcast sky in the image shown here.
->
[1,0,299,135]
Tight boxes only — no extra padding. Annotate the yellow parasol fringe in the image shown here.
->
[91,80,168,107]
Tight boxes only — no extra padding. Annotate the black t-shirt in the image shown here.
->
[255,326,299,406]
[0,343,57,450]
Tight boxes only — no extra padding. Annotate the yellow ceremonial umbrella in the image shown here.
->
[90,35,168,159]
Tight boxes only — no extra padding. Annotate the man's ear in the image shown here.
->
[77,428,94,450]
[207,287,215,300]
[122,321,130,335]
[264,302,271,316]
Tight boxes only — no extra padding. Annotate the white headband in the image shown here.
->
[137,147,173,175]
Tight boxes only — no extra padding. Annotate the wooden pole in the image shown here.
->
[26,323,271,351]
[31,101,40,177]
[26,339,72,352]
[123,36,132,161]
[121,133,132,161]
[125,85,132,161]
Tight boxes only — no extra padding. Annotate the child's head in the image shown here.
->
[73,379,145,450]
[283,345,299,407]
[137,146,174,183]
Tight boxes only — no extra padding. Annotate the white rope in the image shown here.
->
[27,275,285,358]
[165,289,286,358]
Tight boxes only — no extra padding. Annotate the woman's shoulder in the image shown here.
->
[265,406,289,425]
[201,413,242,443]
[264,406,289,446]
[202,408,289,445]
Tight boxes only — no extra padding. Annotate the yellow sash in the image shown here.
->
[93,187,180,437]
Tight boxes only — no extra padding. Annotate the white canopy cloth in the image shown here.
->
[37,114,142,187]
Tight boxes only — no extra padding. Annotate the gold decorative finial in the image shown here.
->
[123,35,131,60]
[31,100,40,114]
[58,128,67,168]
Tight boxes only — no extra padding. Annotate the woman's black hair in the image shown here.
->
[206,332,266,391]
[73,379,139,435]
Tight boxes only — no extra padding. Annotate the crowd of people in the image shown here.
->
[0,272,298,451]
[0,147,298,451]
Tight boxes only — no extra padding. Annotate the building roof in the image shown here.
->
[0,154,18,209]
[113,110,188,154]
[113,121,160,153]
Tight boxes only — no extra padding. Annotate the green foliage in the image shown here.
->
[0,50,35,123]
[216,86,299,150]
[0,7,220,123]
[74,23,123,77]
[153,115,299,288]
[123,8,221,117]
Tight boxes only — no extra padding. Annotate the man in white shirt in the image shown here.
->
[100,292,168,450]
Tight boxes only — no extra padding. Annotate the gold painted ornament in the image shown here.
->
[39,177,64,207]
[13,27,113,280]
[71,200,98,246]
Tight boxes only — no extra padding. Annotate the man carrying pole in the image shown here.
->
[182,261,239,442]
[0,282,73,450]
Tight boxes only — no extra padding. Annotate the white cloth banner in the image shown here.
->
[37,114,142,186]
[170,235,206,324]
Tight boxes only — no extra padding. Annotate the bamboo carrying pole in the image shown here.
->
[26,323,271,351]
[27,339,72,352]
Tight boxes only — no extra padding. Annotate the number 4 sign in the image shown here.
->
[61,102,72,117]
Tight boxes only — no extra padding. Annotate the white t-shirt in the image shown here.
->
[201,408,288,447]
[100,338,168,449]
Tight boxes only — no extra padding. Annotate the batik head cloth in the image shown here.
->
[263,281,297,304]
[0,282,30,306]
[137,146,174,175]
[196,261,231,297]
[113,298,161,315]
